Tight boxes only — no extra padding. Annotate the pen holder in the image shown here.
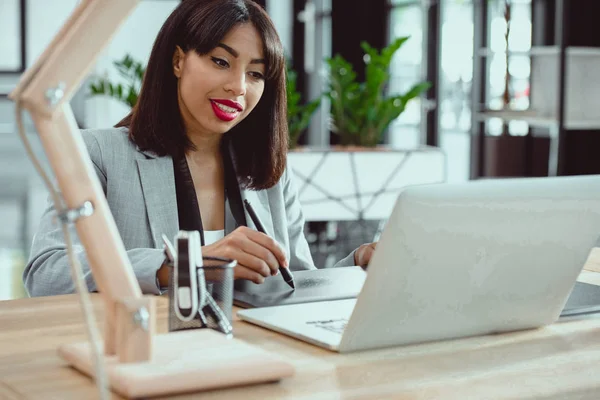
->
[167,256,236,333]
[200,256,236,324]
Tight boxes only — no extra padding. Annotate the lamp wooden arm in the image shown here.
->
[9,0,142,356]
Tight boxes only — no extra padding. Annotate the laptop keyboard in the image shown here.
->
[307,318,348,334]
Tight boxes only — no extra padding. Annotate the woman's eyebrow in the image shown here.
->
[217,43,265,64]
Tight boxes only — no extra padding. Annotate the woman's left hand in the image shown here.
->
[354,242,377,270]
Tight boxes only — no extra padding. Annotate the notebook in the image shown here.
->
[233,266,366,308]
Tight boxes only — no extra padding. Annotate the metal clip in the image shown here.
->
[57,201,94,224]
[45,82,66,106]
[132,306,150,331]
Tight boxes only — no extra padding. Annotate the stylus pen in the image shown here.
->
[243,199,296,290]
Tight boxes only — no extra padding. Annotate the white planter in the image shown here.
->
[0,249,26,300]
[288,146,446,221]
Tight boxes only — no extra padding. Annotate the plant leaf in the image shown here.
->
[402,82,432,102]
[325,36,430,146]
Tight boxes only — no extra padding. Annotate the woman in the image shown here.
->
[24,0,376,297]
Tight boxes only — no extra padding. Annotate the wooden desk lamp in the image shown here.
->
[8,0,293,398]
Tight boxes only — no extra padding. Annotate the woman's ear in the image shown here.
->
[172,46,185,78]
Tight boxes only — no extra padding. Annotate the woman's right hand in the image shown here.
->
[201,226,289,284]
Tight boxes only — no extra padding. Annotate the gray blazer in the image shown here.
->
[24,128,355,296]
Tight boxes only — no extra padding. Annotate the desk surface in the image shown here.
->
[3,271,600,399]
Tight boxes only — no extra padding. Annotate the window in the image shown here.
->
[486,0,532,136]
[387,0,424,148]
[439,0,474,183]
[298,0,332,146]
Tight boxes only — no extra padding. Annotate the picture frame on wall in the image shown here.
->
[0,0,26,97]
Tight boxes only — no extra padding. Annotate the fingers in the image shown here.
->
[357,242,378,267]
[230,249,274,278]
[241,227,288,268]
[234,265,268,284]
[237,235,281,276]
[363,246,376,264]
[202,227,288,283]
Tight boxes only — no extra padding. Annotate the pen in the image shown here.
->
[243,199,296,290]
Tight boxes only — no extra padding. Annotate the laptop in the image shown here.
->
[238,175,600,353]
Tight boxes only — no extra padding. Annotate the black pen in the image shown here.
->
[243,199,296,290]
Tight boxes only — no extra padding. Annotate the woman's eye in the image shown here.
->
[211,57,229,68]
[249,71,265,81]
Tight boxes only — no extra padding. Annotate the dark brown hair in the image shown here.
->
[116,0,287,189]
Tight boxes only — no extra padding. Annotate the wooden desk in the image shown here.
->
[2,274,600,399]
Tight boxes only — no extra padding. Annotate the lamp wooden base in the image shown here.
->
[58,329,295,399]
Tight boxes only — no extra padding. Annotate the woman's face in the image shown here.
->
[173,23,266,138]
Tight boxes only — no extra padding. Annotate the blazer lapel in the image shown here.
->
[136,154,178,248]
[241,188,274,236]
[224,186,274,237]
[224,198,238,235]
[223,139,274,236]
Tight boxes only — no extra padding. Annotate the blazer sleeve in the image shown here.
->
[332,250,357,268]
[23,133,165,297]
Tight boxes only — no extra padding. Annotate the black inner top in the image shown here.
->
[173,142,246,246]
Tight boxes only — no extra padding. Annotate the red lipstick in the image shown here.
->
[210,99,243,122]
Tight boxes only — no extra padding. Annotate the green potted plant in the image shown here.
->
[286,36,445,226]
[325,36,430,147]
[89,54,144,108]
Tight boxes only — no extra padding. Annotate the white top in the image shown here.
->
[204,230,225,246]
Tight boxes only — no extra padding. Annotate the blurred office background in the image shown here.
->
[1,0,600,300]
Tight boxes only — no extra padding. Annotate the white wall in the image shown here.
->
[85,1,180,128]
[26,0,81,68]
[9,0,179,129]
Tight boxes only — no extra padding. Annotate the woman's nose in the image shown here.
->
[224,72,246,96]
